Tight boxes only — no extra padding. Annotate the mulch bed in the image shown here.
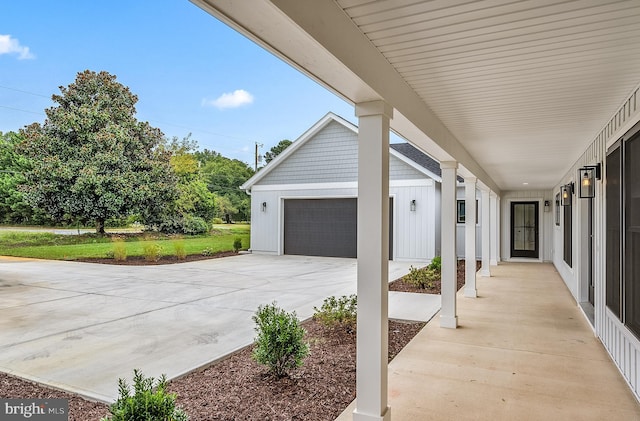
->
[75,251,239,265]
[0,319,424,421]
[389,260,481,294]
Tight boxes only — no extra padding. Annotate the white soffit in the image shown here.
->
[337,0,640,190]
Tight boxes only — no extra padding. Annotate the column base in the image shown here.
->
[440,314,458,329]
[353,406,391,421]
[490,259,498,266]
[464,287,477,298]
[480,268,491,277]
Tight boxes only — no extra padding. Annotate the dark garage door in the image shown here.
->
[284,198,393,259]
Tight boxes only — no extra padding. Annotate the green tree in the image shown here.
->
[18,70,178,234]
[195,149,253,221]
[0,131,32,223]
[264,139,292,164]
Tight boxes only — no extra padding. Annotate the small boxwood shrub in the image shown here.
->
[201,247,213,256]
[428,256,442,272]
[252,302,309,378]
[101,369,188,421]
[403,265,440,289]
[233,237,242,252]
[313,294,357,331]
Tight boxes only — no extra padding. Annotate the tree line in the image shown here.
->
[0,70,290,233]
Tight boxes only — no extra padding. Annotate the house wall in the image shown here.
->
[552,85,640,400]
[249,180,435,261]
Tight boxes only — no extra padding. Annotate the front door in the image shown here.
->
[510,201,539,258]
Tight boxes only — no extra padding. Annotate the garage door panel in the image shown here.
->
[284,199,356,258]
[283,198,393,259]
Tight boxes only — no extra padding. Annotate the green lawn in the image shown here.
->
[0,225,250,260]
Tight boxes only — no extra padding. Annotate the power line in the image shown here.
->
[0,85,50,98]
[0,105,45,116]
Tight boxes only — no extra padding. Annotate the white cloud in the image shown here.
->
[0,34,35,60]
[202,89,254,109]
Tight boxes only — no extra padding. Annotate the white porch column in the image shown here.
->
[480,189,491,277]
[354,100,392,421]
[440,161,458,328]
[464,177,478,298]
[490,192,499,266]
[497,196,501,262]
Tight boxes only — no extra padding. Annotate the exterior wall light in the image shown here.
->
[578,163,601,199]
[410,199,416,211]
[544,200,550,212]
[561,183,574,206]
[261,202,267,212]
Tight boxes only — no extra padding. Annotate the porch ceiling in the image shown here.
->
[191,0,640,192]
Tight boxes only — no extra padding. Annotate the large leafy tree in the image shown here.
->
[195,149,253,221]
[264,139,292,164]
[18,70,178,233]
[0,131,44,224]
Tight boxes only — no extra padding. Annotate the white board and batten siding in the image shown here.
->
[552,85,640,400]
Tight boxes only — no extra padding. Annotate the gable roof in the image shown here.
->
[241,112,446,191]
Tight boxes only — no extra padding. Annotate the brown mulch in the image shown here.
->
[75,251,239,265]
[389,259,481,294]
[0,319,424,421]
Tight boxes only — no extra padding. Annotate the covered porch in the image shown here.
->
[339,262,640,420]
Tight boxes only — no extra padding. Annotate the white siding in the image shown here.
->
[553,84,640,401]
[249,182,435,261]
[456,186,483,259]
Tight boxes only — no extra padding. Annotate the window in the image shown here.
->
[457,200,478,224]
[607,122,640,338]
[563,195,572,267]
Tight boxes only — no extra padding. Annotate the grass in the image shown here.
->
[0,225,250,261]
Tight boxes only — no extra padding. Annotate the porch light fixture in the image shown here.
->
[561,183,573,206]
[578,163,601,199]
[410,199,416,211]
[261,202,267,212]
[544,200,550,212]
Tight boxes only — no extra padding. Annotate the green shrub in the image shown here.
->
[101,369,188,421]
[201,247,213,256]
[182,215,209,235]
[105,250,115,259]
[403,265,440,289]
[428,256,442,272]
[143,243,162,262]
[212,217,223,225]
[113,239,127,261]
[233,237,242,252]
[252,302,309,378]
[313,294,357,331]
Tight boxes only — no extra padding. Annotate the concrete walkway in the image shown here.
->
[0,254,437,402]
[337,262,640,420]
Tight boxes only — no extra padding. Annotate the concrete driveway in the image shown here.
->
[0,254,436,402]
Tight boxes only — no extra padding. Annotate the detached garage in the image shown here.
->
[240,113,440,262]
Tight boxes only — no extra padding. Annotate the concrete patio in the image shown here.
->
[337,262,640,421]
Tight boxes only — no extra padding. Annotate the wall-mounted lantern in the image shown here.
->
[410,199,416,212]
[544,200,551,212]
[261,202,267,212]
[561,183,574,206]
[578,163,601,199]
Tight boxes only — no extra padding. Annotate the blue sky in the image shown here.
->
[0,0,356,165]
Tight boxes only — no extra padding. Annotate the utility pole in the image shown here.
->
[254,142,263,171]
